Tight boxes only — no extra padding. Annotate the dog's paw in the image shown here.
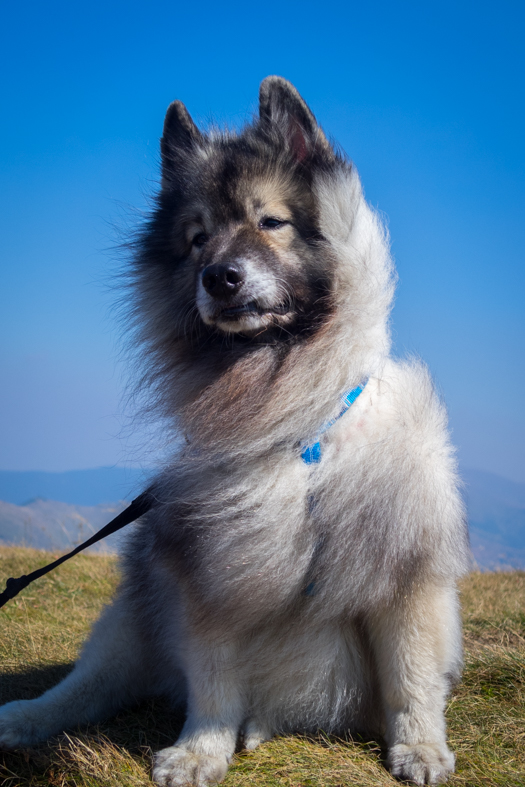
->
[387,743,455,785]
[0,700,47,749]
[242,719,271,751]
[152,746,228,786]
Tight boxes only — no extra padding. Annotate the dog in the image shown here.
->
[0,77,470,785]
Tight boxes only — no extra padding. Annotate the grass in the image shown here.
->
[0,547,524,786]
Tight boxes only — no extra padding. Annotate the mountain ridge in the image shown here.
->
[0,466,523,569]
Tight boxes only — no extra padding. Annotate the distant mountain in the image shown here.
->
[0,466,523,569]
[0,467,150,506]
[0,498,130,553]
[462,468,525,571]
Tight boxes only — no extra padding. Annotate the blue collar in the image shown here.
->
[301,379,368,465]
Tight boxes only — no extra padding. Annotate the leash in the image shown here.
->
[0,488,154,610]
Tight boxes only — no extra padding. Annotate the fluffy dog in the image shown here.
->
[0,77,470,785]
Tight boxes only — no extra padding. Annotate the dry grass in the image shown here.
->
[0,547,524,786]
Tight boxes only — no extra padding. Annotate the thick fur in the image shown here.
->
[0,78,470,786]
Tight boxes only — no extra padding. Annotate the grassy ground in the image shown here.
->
[0,547,523,786]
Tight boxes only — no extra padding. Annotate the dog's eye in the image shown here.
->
[260,217,286,230]
[192,233,208,247]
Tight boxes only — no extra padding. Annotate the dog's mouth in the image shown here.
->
[219,301,291,320]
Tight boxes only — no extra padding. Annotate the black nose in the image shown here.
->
[202,264,244,298]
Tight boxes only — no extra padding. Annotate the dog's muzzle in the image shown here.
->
[202,263,244,300]
[197,259,292,331]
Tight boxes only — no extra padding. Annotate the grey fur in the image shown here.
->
[0,77,470,786]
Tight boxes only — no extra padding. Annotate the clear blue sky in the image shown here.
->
[0,1,524,482]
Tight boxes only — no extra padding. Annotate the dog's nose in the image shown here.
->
[201,264,244,298]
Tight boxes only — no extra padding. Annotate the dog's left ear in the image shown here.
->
[259,76,331,162]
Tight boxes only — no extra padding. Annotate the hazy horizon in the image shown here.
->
[2,466,524,571]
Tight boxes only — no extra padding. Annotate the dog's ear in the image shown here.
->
[259,76,330,162]
[161,100,202,176]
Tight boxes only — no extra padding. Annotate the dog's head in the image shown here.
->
[131,78,394,440]
[147,77,339,341]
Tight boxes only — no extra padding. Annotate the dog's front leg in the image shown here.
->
[368,582,462,786]
[153,640,244,787]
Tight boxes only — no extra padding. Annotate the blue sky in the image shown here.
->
[0,1,524,482]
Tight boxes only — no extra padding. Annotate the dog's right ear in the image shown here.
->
[161,100,202,177]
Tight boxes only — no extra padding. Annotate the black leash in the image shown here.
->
[0,488,154,610]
